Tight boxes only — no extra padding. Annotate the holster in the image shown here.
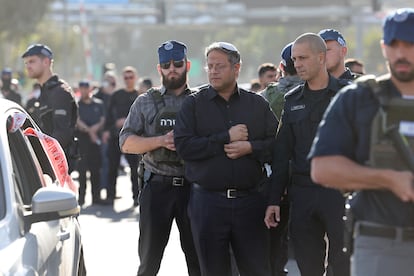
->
[343,194,355,255]
[138,160,145,190]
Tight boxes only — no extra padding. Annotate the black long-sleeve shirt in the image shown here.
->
[104,88,138,137]
[174,85,277,191]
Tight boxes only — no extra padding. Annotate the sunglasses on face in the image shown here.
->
[160,60,185,70]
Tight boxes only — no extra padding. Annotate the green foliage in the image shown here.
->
[0,0,54,40]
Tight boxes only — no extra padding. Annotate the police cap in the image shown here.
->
[158,40,187,64]
[21,44,53,59]
[383,8,414,45]
[281,42,294,67]
[318,29,346,47]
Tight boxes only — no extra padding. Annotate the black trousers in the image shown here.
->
[77,134,101,204]
[188,185,270,276]
[269,198,290,276]
[137,174,200,276]
[289,182,350,276]
[106,136,140,201]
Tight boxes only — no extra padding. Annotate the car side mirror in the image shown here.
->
[24,186,80,231]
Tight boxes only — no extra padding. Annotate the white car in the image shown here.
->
[0,99,86,275]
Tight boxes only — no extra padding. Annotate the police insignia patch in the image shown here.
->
[164,42,173,51]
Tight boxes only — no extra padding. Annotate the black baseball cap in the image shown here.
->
[78,80,90,87]
[22,44,53,59]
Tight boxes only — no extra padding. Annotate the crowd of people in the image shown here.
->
[1,7,413,276]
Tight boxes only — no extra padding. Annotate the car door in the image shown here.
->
[0,107,80,275]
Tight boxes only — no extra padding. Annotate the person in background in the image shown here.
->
[94,70,117,193]
[137,76,153,95]
[21,43,78,172]
[261,42,303,118]
[310,8,414,276]
[344,58,366,75]
[318,29,358,80]
[249,78,262,92]
[257,62,279,90]
[1,67,22,105]
[75,80,106,206]
[120,40,200,276]
[175,41,276,276]
[264,33,350,276]
[102,66,141,206]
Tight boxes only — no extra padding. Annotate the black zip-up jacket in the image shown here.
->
[33,75,78,151]
[269,75,350,205]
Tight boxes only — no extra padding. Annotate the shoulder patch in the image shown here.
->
[60,82,73,93]
[284,85,302,98]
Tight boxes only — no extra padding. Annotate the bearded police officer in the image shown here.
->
[310,8,414,276]
[119,40,200,276]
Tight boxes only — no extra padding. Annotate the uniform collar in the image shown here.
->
[293,74,342,101]
[206,84,241,101]
[339,68,358,80]
[159,84,191,96]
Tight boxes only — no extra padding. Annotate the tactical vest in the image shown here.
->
[364,76,414,171]
[148,88,183,165]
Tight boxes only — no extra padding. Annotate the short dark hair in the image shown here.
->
[257,63,277,78]
[139,77,153,89]
[344,58,364,68]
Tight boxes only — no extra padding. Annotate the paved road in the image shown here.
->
[77,173,300,275]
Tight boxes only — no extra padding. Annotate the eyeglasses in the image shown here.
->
[124,75,135,80]
[204,63,230,73]
[160,60,185,70]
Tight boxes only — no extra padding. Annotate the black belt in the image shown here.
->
[151,174,185,186]
[192,183,257,199]
[357,223,414,241]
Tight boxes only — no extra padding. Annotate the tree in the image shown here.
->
[0,0,54,41]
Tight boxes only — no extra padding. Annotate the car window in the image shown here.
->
[8,129,43,205]
[21,119,56,183]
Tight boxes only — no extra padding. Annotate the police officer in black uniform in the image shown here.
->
[318,29,359,81]
[75,80,106,206]
[264,33,350,276]
[22,44,78,172]
[310,8,414,276]
[119,40,200,276]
